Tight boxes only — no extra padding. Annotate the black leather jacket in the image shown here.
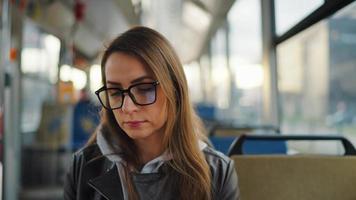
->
[64,144,240,200]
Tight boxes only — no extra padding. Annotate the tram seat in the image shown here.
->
[230,134,356,200]
[209,136,236,154]
[210,136,287,155]
[209,126,285,155]
[231,155,356,200]
[72,100,100,151]
[209,127,251,154]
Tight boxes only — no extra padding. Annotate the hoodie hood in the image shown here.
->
[96,128,208,200]
[96,128,207,173]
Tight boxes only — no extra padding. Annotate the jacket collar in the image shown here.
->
[88,164,124,200]
[91,126,209,199]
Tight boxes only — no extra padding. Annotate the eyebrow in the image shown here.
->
[106,76,154,86]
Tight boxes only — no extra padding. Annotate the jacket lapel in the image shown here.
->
[88,165,124,200]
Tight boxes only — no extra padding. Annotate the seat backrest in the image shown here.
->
[228,134,356,156]
[72,100,100,151]
[209,136,236,154]
[231,155,356,200]
[214,128,251,137]
[210,136,287,155]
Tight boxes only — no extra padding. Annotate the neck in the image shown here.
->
[134,134,164,164]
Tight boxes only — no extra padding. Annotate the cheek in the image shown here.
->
[153,96,168,126]
[112,111,123,126]
[155,107,167,125]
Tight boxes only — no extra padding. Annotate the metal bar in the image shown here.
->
[275,0,355,45]
[229,134,356,156]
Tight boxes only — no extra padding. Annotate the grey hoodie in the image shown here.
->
[96,131,207,200]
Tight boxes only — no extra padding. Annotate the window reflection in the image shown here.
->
[20,18,67,195]
[211,27,230,109]
[275,0,324,35]
[226,0,263,125]
[193,0,264,125]
[21,19,60,134]
[184,62,203,103]
[21,20,60,83]
[278,2,356,138]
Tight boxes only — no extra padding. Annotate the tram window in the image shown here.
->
[277,2,356,142]
[275,0,324,35]
[21,19,60,135]
[287,140,346,155]
[206,0,264,125]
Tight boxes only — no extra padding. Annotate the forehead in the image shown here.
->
[105,52,154,84]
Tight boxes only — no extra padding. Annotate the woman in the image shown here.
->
[64,26,239,200]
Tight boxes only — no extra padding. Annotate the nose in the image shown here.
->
[121,94,138,113]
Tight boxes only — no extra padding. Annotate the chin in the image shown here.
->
[125,129,153,140]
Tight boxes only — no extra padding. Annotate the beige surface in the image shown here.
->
[232,155,356,200]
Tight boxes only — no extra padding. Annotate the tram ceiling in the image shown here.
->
[178,0,236,63]
[26,0,131,62]
[26,0,236,65]
[201,0,235,58]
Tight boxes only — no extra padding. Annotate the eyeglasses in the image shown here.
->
[95,81,160,110]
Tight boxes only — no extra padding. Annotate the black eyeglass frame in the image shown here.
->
[95,81,160,110]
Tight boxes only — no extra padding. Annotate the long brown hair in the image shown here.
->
[87,26,211,200]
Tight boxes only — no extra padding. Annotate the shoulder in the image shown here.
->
[202,146,234,184]
[67,143,110,184]
[203,146,232,167]
[64,144,114,199]
[203,146,240,199]
[72,143,104,165]
[75,143,101,157]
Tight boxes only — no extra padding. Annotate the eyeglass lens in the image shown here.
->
[98,82,157,109]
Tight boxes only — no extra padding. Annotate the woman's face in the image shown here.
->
[105,52,168,142]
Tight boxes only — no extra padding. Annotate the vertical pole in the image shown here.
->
[0,0,5,199]
[261,0,280,131]
[0,0,10,199]
[1,0,12,199]
[3,2,23,200]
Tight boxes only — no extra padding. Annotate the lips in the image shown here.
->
[124,120,147,128]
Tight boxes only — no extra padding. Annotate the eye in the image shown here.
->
[108,89,123,97]
[136,84,155,92]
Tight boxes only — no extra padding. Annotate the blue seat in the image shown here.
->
[228,134,356,156]
[243,140,287,154]
[209,136,236,155]
[209,136,287,155]
[72,100,100,151]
